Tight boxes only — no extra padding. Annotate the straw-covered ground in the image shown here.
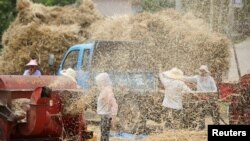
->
[88,125,208,141]
[86,102,229,141]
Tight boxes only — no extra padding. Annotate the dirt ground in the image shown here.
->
[86,102,229,141]
[88,116,226,141]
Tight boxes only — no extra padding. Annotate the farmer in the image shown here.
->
[184,65,217,92]
[60,68,77,83]
[23,59,42,76]
[159,67,191,128]
[95,73,118,141]
[183,65,219,129]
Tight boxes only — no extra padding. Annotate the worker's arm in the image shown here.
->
[158,64,166,85]
[158,72,167,86]
[183,75,197,83]
[181,82,192,93]
[210,76,218,92]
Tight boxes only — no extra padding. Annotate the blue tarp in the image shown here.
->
[110,132,147,140]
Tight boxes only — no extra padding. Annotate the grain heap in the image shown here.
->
[89,10,231,77]
[59,90,86,115]
[48,76,92,115]
[0,0,101,74]
[11,98,30,121]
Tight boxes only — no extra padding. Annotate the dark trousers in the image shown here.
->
[191,101,220,129]
[199,101,220,128]
[100,115,112,141]
[163,107,184,129]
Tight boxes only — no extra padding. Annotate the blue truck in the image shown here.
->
[54,40,164,133]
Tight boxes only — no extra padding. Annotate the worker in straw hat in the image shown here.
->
[95,72,118,141]
[183,65,219,129]
[23,59,41,76]
[159,67,191,129]
[60,68,77,83]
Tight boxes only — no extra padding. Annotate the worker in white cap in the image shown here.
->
[183,65,219,129]
[95,72,118,141]
[184,65,217,92]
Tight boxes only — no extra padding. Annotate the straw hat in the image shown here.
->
[26,59,38,66]
[61,68,77,82]
[199,65,210,73]
[163,67,184,80]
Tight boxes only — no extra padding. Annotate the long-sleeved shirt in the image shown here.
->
[184,75,217,92]
[23,69,42,76]
[97,86,118,117]
[159,73,191,110]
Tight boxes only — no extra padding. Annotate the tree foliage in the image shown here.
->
[141,0,175,12]
[0,0,16,48]
[183,0,250,36]
[0,0,77,49]
[32,0,77,6]
[141,0,250,37]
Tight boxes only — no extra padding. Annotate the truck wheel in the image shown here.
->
[117,96,146,134]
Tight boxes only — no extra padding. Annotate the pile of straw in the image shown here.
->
[59,90,93,115]
[89,10,231,78]
[0,1,230,77]
[0,0,101,74]
[59,90,84,115]
[11,98,30,121]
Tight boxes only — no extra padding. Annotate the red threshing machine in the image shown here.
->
[218,74,250,124]
[217,40,250,125]
[0,75,93,141]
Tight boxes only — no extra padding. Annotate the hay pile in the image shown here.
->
[0,0,101,74]
[89,10,231,77]
[59,90,92,115]
[11,98,30,121]
[0,1,230,77]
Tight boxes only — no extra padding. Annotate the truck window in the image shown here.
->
[62,50,79,70]
[82,49,90,71]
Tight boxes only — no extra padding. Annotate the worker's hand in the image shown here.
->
[185,82,196,90]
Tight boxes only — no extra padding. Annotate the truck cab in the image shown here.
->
[57,40,157,92]
[57,42,94,89]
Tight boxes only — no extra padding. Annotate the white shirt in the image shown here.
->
[159,73,191,110]
[97,86,118,116]
[184,75,217,92]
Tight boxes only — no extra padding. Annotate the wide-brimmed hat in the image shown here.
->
[199,65,210,73]
[163,67,184,80]
[26,59,38,66]
[61,68,77,82]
